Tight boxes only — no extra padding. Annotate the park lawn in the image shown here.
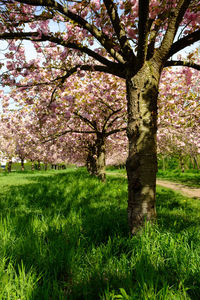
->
[107,167,200,188]
[157,169,200,188]
[0,168,200,299]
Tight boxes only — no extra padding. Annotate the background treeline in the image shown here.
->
[107,154,200,171]
[1,154,199,173]
[157,154,200,171]
[0,162,69,172]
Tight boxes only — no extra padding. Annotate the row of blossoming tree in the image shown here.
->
[0,0,200,233]
[1,51,199,173]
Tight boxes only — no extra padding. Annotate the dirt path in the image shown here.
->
[107,172,200,199]
[156,179,200,199]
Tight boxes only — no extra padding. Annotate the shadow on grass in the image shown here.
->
[1,169,200,299]
[0,169,129,297]
[156,187,200,234]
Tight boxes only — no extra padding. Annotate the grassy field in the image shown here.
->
[0,168,200,299]
[107,167,200,188]
[157,169,200,188]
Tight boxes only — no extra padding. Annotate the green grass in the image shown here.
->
[0,168,200,299]
[157,169,200,188]
[107,167,200,188]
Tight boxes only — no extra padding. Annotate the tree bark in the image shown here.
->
[162,156,166,171]
[21,158,25,171]
[96,134,106,181]
[86,135,106,181]
[31,160,35,171]
[86,145,97,176]
[126,63,160,234]
[179,155,185,172]
[193,156,199,170]
[7,160,12,173]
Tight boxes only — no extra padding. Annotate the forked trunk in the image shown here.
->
[126,63,160,234]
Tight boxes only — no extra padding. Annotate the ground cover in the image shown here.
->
[107,167,200,189]
[0,168,200,299]
[157,169,200,188]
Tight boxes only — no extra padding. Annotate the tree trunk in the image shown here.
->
[162,156,166,171]
[179,155,185,173]
[126,63,160,234]
[96,134,106,181]
[38,160,41,170]
[86,147,97,176]
[7,160,12,173]
[44,163,48,171]
[21,158,25,171]
[31,160,35,171]
[193,156,199,170]
[86,136,106,181]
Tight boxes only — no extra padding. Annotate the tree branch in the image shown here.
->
[74,111,97,131]
[147,9,169,59]
[56,64,125,81]
[137,0,150,67]
[103,108,122,131]
[11,64,125,90]
[42,129,96,144]
[103,0,135,62]
[164,60,200,70]
[156,0,192,60]
[105,127,127,137]
[167,29,200,59]
[14,0,126,63]
[0,31,118,68]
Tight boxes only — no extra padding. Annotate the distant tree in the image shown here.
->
[158,49,200,170]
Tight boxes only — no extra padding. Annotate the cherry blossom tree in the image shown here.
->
[46,72,127,180]
[0,117,16,172]
[4,70,127,179]
[158,49,200,170]
[0,109,36,170]
[0,0,200,232]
